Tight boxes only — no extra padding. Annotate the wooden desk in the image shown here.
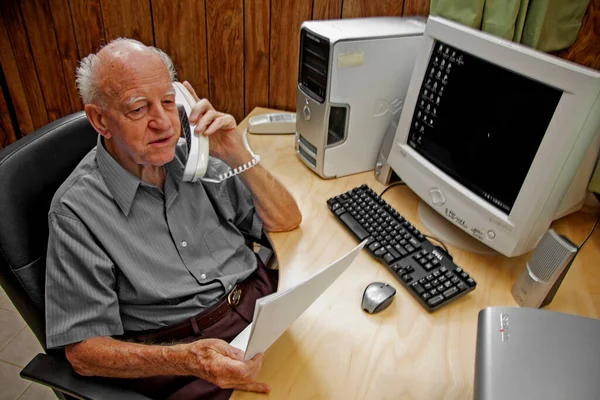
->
[232,108,600,399]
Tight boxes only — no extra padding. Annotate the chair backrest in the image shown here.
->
[0,111,97,351]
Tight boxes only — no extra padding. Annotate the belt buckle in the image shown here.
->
[228,286,242,306]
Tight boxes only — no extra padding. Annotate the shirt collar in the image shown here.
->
[96,136,141,216]
[96,136,186,216]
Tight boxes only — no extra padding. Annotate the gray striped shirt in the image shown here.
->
[45,136,262,349]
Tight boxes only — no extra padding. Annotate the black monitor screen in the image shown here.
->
[408,40,562,214]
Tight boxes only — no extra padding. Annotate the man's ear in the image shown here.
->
[84,104,111,139]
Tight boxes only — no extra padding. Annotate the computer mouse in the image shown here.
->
[362,282,396,314]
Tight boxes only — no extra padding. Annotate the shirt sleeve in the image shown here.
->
[203,158,263,239]
[226,175,263,239]
[45,212,123,349]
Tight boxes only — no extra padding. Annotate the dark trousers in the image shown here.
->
[118,261,278,400]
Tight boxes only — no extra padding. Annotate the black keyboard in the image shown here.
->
[327,184,476,312]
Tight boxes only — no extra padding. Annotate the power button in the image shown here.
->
[303,105,311,121]
[429,188,445,206]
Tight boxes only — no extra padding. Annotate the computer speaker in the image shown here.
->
[511,229,578,308]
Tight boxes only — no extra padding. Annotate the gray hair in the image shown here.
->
[75,38,177,106]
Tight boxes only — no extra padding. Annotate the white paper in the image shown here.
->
[231,240,367,360]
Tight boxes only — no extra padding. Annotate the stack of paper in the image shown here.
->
[231,240,367,360]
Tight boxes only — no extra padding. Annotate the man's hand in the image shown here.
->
[183,338,270,393]
[183,81,250,168]
[181,81,302,232]
[66,336,270,394]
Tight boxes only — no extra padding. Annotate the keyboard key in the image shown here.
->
[339,213,369,240]
[411,282,425,295]
[383,253,396,264]
[443,286,458,298]
[394,244,408,256]
[428,294,445,306]
[385,245,401,259]
[374,247,387,257]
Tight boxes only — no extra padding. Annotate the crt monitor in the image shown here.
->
[386,16,600,257]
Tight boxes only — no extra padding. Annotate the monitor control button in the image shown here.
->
[487,230,496,240]
[303,105,311,121]
[429,188,445,206]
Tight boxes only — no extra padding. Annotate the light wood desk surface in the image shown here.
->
[232,108,600,400]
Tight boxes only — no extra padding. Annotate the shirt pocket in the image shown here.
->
[204,222,244,263]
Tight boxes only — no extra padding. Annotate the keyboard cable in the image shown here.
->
[578,214,600,250]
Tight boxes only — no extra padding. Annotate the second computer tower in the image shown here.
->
[295,17,425,179]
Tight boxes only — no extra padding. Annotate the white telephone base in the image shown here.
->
[248,113,296,135]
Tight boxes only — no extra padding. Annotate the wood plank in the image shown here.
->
[0,1,48,131]
[244,0,270,115]
[313,0,343,20]
[205,0,245,122]
[342,0,404,18]
[269,0,312,111]
[0,11,34,135]
[403,0,430,16]
[69,0,106,59]
[557,0,600,70]
[49,0,83,112]
[100,0,154,45]
[151,0,209,102]
[20,0,74,121]
[0,72,18,150]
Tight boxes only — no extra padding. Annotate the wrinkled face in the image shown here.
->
[100,53,181,168]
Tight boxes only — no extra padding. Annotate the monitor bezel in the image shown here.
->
[387,16,600,257]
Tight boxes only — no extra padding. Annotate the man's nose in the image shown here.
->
[149,104,172,130]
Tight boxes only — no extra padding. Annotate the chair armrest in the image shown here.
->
[21,353,152,400]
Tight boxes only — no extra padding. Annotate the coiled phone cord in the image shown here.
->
[200,129,261,183]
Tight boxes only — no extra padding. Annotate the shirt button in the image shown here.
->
[229,284,233,290]
[201,273,207,279]
[181,240,188,247]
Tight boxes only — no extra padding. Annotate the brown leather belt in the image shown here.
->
[127,279,252,344]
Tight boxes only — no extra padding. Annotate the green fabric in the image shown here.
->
[521,0,590,52]
[588,161,600,195]
[513,0,530,42]
[481,0,529,40]
[430,0,486,29]
[430,0,590,52]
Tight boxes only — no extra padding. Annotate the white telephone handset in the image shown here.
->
[173,82,209,182]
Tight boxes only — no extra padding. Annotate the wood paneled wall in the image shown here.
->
[0,0,598,150]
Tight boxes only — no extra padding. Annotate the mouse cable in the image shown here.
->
[578,214,600,250]
[379,181,406,197]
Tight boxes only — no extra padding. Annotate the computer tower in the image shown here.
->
[295,17,425,179]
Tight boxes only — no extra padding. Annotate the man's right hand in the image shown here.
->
[65,336,270,394]
[182,338,271,393]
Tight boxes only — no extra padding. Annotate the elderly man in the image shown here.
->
[45,38,301,399]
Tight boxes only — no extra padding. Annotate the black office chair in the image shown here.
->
[0,111,274,399]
